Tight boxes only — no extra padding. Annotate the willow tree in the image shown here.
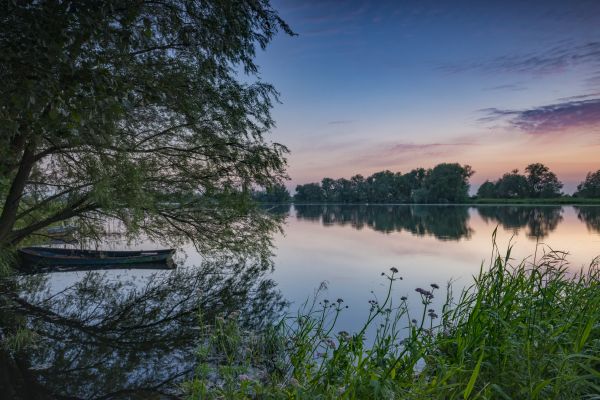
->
[0,1,292,253]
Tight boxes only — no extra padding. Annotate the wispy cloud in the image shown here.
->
[327,119,355,125]
[480,98,600,134]
[341,141,479,171]
[389,142,478,153]
[441,41,600,78]
[482,83,527,92]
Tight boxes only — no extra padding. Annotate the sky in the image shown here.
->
[254,0,600,193]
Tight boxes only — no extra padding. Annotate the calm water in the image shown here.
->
[48,204,600,333]
[20,204,600,397]
[267,205,600,334]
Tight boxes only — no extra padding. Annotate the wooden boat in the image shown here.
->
[46,225,76,236]
[18,247,176,271]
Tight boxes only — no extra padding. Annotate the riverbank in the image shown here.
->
[262,198,600,206]
[187,240,600,399]
[472,197,600,205]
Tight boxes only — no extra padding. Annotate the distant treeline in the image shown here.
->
[295,163,474,203]
[476,163,600,199]
[251,164,600,203]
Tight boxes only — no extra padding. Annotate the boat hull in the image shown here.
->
[18,247,175,271]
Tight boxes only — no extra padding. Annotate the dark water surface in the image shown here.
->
[10,205,600,398]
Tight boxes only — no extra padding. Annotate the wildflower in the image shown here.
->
[390,267,398,273]
[400,296,407,301]
[337,298,344,304]
[239,374,252,382]
[428,308,435,313]
[430,283,440,289]
[323,299,330,304]
[325,338,336,349]
[289,377,300,387]
[416,288,433,298]
[411,319,418,324]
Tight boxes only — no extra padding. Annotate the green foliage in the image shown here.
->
[294,183,325,203]
[495,169,530,198]
[187,241,600,399]
[475,180,496,198]
[477,164,563,200]
[294,164,472,204]
[575,170,600,198]
[0,0,292,252]
[420,163,474,203]
[525,163,563,198]
[252,184,291,203]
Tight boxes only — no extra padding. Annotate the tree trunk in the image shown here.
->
[0,139,36,245]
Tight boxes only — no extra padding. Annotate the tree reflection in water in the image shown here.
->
[294,205,473,241]
[574,206,600,234]
[477,206,563,239]
[1,258,285,399]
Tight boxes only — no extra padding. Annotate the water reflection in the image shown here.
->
[294,205,473,241]
[4,205,600,398]
[1,258,284,398]
[291,205,600,241]
[575,206,600,233]
[477,206,564,239]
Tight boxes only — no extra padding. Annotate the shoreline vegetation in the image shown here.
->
[261,198,600,205]
[253,164,600,205]
[187,238,600,399]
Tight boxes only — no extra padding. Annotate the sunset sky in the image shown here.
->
[255,0,600,193]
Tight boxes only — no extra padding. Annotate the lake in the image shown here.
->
[268,204,600,334]
[16,204,600,397]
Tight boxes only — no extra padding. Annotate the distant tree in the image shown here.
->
[350,175,368,203]
[574,170,600,198]
[321,178,338,202]
[477,180,497,198]
[294,183,324,203]
[252,184,291,203]
[418,163,474,203]
[525,163,563,198]
[495,170,529,198]
[367,170,398,203]
[335,178,354,203]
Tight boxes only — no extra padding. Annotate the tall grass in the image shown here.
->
[186,233,600,399]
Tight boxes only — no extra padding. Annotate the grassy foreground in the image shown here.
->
[186,236,600,399]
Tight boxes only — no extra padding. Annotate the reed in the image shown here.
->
[186,232,600,399]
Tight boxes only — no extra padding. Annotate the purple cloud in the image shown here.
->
[481,98,600,134]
